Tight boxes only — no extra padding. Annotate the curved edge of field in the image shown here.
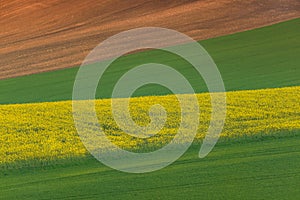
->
[1,18,300,105]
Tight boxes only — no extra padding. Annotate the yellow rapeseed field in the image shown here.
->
[0,86,299,164]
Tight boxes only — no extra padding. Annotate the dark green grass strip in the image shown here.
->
[1,18,299,104]
[0,135,299,199]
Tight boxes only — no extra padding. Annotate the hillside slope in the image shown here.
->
[0,18,299,104]
[1,0,300,79]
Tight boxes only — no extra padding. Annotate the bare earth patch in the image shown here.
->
[0,0,299,79]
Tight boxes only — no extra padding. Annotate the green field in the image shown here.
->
[0,18,299,104]
[1,136,300,199]
[1,18,300,199]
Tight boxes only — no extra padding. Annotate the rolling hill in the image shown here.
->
[0,1,300,199]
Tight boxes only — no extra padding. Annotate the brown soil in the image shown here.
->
[1,0,299,79]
